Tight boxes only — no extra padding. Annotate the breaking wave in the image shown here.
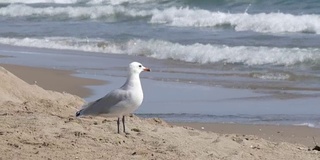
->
[1,37,320,66]
[150,7,320,34]
[0,0,161,5]
[1,4,320,34]
[0,4,150,20]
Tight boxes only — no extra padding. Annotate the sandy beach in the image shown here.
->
[1,63,320,159]
[0,63,105,98]
[3,63,320,147]
[171,122,320,148]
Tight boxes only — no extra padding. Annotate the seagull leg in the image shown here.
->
[122,115,126,133]
[117,117,120,134]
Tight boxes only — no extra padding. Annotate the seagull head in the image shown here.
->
[129,62,151,74]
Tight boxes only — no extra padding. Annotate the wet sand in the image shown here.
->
[171,122,320,147]
[0,63,105,98]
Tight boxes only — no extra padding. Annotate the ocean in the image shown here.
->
[1,0,320,127]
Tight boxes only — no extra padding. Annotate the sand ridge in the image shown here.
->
[0,66,320,160]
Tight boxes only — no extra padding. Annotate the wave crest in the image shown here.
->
[127,39,320,65]
[0,4,151,19]
[1,4,320,34]
[150,7,320,34]
[0,0,160,5]
[1,37,320,66]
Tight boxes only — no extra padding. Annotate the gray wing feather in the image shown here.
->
[80,89,128,116]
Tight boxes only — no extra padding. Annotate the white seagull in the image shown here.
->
[76,62,151,133]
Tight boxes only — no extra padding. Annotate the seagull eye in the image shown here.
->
[139,65,142,68]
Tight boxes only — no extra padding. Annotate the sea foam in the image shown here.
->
[0,0,160,5]
[86,0,161,5]
[150,7,320,34]
[1,37,320,66]
[0,4,150,19]
[1,4,320,34]
[0,0,79,4]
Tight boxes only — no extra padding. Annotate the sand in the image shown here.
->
[171,122,320,148]
[1,64,320,160]
[0,63,105,98]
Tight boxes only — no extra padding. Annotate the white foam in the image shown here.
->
[87,0,160,5]
[0,0,160,5]
[127,39,320,66]
[0,4,151,18]
[252,72,291,80]
[0,0,79,4]
[1,4,320,34]
[1,37,320,66]
[0,37,124,53]
[150,7,320,34]
[295,123,317,128]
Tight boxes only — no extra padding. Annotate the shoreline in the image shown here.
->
[0,63,106,98]
[1,62,320,148]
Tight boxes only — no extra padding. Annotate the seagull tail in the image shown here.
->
[76,109,83,117]
[76,98,101,117]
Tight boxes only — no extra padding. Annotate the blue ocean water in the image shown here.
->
[1,0,320,127]
[1,0,320,64]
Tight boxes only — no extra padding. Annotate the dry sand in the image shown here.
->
[1,65,320,160]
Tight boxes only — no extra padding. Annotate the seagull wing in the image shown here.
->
[79,89,130,116]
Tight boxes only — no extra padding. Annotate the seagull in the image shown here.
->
[76,62,151,134]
